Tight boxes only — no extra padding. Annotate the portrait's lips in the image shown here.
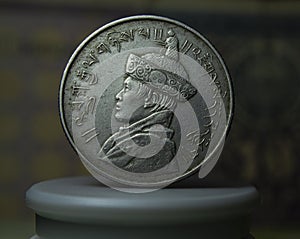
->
[115,103,121,111]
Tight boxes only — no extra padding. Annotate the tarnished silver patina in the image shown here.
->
[59,15,233,192]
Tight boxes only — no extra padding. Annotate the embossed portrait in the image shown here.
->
[98,32,197,173]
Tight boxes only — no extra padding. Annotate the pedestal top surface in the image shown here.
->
[26,176,259,224]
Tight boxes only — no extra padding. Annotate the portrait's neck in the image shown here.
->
[127,106,155,125]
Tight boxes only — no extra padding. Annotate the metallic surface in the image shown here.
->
[59,15,233,190]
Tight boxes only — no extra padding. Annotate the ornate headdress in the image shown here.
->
[125,31,197,102]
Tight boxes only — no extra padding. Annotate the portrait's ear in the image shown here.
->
[143,89,156,109]
[144,97,155,108]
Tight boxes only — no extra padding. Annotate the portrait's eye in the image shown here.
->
[124,84,130,91]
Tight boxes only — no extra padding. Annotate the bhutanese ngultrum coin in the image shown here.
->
[59,15,233,192]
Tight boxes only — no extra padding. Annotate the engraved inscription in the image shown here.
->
[81,127,99,143]
[180,39,193,54]
[73,27,227,107]
[119,30,135,42]
[192,47,202,60]
[76,70,98,85]
[200,52,215,73]
[82,50,99,68]
[71,81,90,97]
[71,100,85,111]
[73,96,96,126]
[137,27,150,39]
[106,30,135,52]
[187,129,206,151]
[96,42,111,54]
[153,28,164,42]
[181,146,199,163]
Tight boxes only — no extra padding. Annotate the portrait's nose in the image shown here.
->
[116,90,123,101]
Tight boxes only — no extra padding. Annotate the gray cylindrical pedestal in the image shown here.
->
[26,176,259,239]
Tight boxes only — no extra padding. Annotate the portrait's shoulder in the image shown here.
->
[123,132,152,147]
[121,132,175,153]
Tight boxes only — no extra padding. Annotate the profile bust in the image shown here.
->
[98,31,197,173]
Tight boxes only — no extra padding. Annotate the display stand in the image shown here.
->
[26,176,259,239]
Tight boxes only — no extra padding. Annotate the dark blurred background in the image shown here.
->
[0,0,299,238]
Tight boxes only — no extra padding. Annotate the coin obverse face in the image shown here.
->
[59,15,233,192]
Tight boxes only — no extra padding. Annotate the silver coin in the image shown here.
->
[59,15,233,192]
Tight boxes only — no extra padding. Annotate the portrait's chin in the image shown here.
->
[114,111,126,122]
